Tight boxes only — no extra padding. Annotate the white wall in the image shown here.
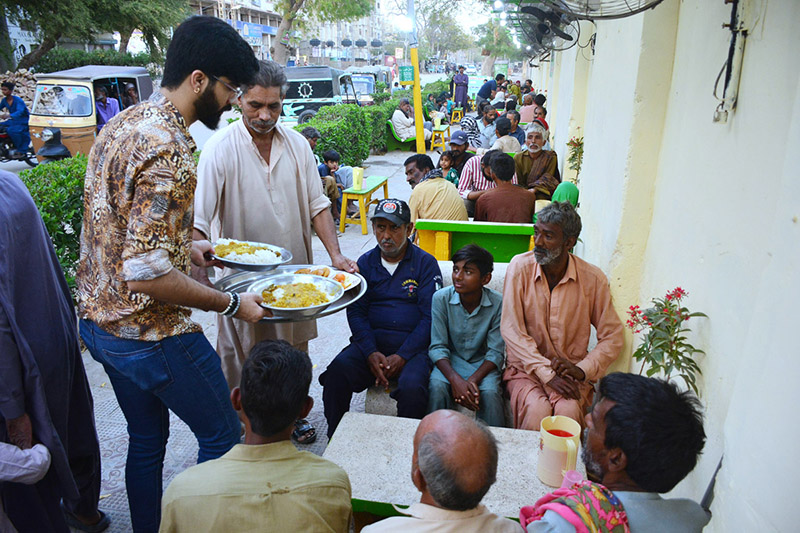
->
[636,1,800,530]
[545,0,799,530]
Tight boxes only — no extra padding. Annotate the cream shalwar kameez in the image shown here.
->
[195,119,330,389]
[500,251,624,430]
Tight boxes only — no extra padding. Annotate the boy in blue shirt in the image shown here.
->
[428,245,506,426]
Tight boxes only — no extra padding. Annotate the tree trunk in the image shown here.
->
[272,16,294,64]
[18,35,59,70]
[482,55,496,76]
[118,29,132,54]
[0,14,12,72]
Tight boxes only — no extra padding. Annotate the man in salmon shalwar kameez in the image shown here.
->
[500,202,624,430]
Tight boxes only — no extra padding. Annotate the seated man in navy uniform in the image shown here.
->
[320,199,443,438]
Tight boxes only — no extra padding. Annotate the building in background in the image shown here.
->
[188,0,283,60]
[298,2,385,68]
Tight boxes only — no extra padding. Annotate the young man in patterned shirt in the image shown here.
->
[76,16,264,532]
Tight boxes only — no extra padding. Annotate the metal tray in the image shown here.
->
[214,265,367,323]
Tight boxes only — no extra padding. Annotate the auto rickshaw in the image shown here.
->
[29,65,153,161]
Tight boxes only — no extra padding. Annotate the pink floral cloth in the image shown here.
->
[520,480,630,533]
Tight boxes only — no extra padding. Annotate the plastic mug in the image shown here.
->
[352,167,364,190]
[434,117,442,128]
[561,469,584,489]
[537,415,582,487]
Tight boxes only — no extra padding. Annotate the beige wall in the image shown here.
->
[541,0,800,530]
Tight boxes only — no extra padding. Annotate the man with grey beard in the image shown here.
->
[499,202,624,431]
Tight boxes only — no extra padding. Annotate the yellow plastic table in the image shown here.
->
[339,175,389,235]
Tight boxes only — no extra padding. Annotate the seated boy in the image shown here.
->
[317,149,341,221]
[318,149,356,217]
[428,245,506,426]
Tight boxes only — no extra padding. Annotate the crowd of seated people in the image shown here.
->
[161,199,708,532]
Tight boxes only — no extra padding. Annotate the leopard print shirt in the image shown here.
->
[76,92,202,341]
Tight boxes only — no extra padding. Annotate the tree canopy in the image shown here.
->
[0,0,189,69]
[474,18,522,75]
[272,0,373,63]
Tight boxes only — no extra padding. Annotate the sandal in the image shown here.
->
[61,505,110,533]
[292,419,317,444]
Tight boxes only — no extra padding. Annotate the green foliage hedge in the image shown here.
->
[19,155,88,293]
[296,104,371,166]
[294,80,456,159]
[34,49,156,77]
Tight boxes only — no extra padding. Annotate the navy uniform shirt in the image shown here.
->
[477,79,498,99]
[347,242,442,360]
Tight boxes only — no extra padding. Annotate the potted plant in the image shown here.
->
[626,287,708,394]
[566,134,583,183]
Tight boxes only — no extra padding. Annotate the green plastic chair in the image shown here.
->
[385,120,416,152]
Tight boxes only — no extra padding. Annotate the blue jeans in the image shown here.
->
[79,320,240,533]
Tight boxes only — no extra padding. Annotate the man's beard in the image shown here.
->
[527,143,542,154]
[533,245,563,266]
[581,431,604,480]
[194,85,229,130]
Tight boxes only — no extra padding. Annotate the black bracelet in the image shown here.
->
[227,292,241,317]
[220,291,236,316]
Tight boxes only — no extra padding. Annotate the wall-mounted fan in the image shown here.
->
[515,2,580,52]
[540,0,666,20]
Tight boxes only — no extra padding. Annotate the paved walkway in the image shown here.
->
[85,147,432,532]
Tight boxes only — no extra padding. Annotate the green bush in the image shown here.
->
[34,49,157,78]
[422,79,451,97]
[19,155,88,293]
[296,104,370,166]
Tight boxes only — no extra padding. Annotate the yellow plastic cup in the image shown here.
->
[352,167,364,190]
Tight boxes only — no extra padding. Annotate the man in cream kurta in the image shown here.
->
[194,60,356,391]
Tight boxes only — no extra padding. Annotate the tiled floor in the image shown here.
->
[84,148,422,532]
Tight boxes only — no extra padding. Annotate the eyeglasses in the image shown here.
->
[211,75,243,103]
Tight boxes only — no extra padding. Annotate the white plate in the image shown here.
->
[291,265,361,291]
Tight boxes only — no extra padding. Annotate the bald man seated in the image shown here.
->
[362,410,519,532]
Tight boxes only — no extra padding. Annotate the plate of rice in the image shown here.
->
[248,274,345,318]
[211,238,292,272]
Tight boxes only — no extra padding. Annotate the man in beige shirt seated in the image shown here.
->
[501,202,624,430]
[159,340,352,532]
[406,154,468,223]
[362,410,519,532]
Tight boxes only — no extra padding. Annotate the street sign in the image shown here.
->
[395,47,404,60]
[399,65,414,85]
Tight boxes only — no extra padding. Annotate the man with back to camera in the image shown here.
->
[457,149,520,218]
[77,17,265,531]
[319,199,443,438]
[522,372,711,532]
[160,340,352,532]
[475,152,536,224]
[501,202,624,431]
[362,410,519,532]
